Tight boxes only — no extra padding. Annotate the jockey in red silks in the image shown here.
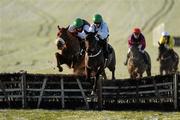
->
[68,18,90,55]
[124,28,148,65]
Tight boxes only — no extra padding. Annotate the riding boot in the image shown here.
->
[142,53,148,64]
[169,49,176,61]
[79,40,85,56]
[124,53,130,65]
[101,40,108,60]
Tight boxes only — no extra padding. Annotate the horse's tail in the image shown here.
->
[107,45,116,71]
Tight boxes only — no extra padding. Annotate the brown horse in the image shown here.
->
[85,33,116,94]
[55,26,85,75]
[127,44,151,79]
[157,43,179,75]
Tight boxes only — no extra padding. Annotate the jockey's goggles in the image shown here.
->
[133,33,140,39]
[76,27,82,31]
[94,23,101,27]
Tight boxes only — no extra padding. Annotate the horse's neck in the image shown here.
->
[160,49,169,57]
[66,31,80,50]
[131,49,141,58]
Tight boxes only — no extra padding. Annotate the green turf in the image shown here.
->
[0,0,180,78]
[0,109,180,120]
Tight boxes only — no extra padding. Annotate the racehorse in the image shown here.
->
[85,33,116,94]
[55,26,85,75]
[157,42,179,75]
[127,44,151,79]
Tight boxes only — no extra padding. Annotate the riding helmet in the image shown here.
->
[73,18,83,28]
[93,14,103,24]
[133,28,141,34]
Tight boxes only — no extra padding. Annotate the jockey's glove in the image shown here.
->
[138,44,142,50]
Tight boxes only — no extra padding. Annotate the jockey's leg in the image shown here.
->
[124,49,130,65]
[77,37,84,56]
[169,49,176,61]
[55,52,63,72]
[101,40,108,60]
[140,50,148,64]
[80,40,85,55]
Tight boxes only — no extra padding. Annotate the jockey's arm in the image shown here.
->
[68,25,78,36]
[168,36,175,49]
[77,25,90,39]
[140,37,146,50]
[97,22,109,40]
[159,36,165,45]
[128,37,133,48]
[88,24,96,33]
[78,32,86,39]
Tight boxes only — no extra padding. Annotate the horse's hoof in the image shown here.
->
[58,66,63,72]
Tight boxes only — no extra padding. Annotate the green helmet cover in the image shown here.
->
[73,18,83,28]
[93,14,103,24]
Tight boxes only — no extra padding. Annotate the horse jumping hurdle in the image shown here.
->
[0,72,179,110]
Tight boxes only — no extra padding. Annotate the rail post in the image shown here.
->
[173,73,178,110]
[21,71,27,108]
[61,78,65,109]
[0,79,10,107]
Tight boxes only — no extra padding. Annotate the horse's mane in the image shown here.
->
[86,32,96,40]
[158,44,169,58]
[130,45,140,57]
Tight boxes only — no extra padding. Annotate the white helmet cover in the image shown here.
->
[162,31,170,36]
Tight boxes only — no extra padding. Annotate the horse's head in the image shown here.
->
[158,42,168,56]
[55,26,69,50]
[129,43,140,58]
[85,32,99,54]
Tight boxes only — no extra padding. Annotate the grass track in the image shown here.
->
[0,109,180,120]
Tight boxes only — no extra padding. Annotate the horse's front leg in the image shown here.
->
[91,72,101,95]
[91,77,97,96]
[55,52,63,72]
[111,69,115,80]
[86,67,91,80]
[160,66,163,75]
[101,70,107,80]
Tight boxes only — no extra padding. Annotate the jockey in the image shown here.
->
[124,28,148,65]
[157,31,175,60]
[68,18,90,55]
[88,14,109,61]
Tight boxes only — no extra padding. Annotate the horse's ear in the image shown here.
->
[158,41,160,45]
[57,25,61,30]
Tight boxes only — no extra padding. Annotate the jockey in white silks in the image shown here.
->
[88,14,109,61]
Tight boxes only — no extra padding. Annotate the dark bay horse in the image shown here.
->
[127,44,151,79]
[55,26,85,75]
[85,33,116,94]
[157,43,179,75]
